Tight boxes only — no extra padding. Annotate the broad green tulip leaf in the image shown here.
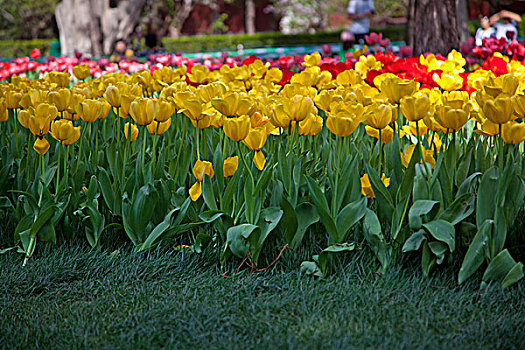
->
[222,170,240,211]
[252,207,284,264]
[30,205,56,238]
[363,208,388,269]
[226,224,261,259]
[502,262,524,289]
[0,196,12,209]
[402,229,426,252]
[428,241,447,264]
[458,219,492,284]
[318,242,356,276]
[280,197,298,245]
[199,210,228,223]
[37,222,56,244]
[291,202,319,250]
[408,200,440,230]
[423,220,455,252]
[457,172,482,198]
[438,193,475,225]
[421,241,434,277]
[476,167,498,228]
[202,177,218,210]
[306,176,338,243]
[98,168,117,214]
[482,249,517,288]
[300,261,322,277]
[336,197,366,242]
[366,164,394,223]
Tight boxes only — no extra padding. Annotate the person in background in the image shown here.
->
[489,10,521,40]
[475,16,496,46]
[346,0,375,45]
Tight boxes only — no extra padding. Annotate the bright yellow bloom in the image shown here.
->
[51,119,81,145]
[298,113,323,136]
[379,77,417,104]
[212,92,241,117]
[190,159,215,201]
[147,119,171,135]
[336,70,362,86]
[5,90,22,109]
[433,72,463,91]
[33,137,50,155]
[47,71,70,88]
[365,125,400,143]
[223,156,239,177]
[482,95,513,125]
[0,99,8,122]
[223,115,250,142]
[124,122,139,142]
[253,150,266,171]
[28,103,58,137]
[501,122,525,144]
[364,103,393,130]
[474,119,499,137]
[130,98,157,126]
[48,88,71,112]
[243,127,267,151]
[282,95,315,122]
[512,94,525,117]
[326,110,360,137]
[360,173,390,198]
[75,99,104,123]
[104,85,121,108]
[73,65,90,80]
[400,95,430,122]
[401,144,436,168]
[188,64,210,84]
[302,52,321,67]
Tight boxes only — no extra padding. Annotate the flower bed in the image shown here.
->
[0,45,524,289]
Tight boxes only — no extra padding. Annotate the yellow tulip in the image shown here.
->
[5,90,22,109]
[243,127,267,151]
[253,150,266,171]
[512,94,525,117]
[124,122,139,142]
[501,122,525,144]
[67,93,84,117]
[365,125,399,143]
[48,88,71,112]
[433,72,463,91]
[33,137,50,155]
[223,156,239,178]
[483,74,519,98]
[73,64,90,80]
[302,52,321,67]
[212,92,241,117]
[474,119,499,137]
[402,121,428,136]
[0,99,8,122]
[264,68,283,83]
[379,77,418,104]
[104,85,121,108]
[336,70,362,86]
[360,173,390,198]
[147,119,171,135]
[17,109,30,128]
[130,98,157,126]
[155,99,175,122]
[76,99,103,123]
[482,96,513,125]
[434,104,470,132]
[326,111,360,138]
[282,95,315,122]
[364,103,393,130]
[298,113,323,136]
[47,71,70,88]
[269,104,292,130]
[187,64,210,84]
[400,95,430,122]
[28,103,57,137]
[223,115,250,142]
[400,144,436,168]
[51,119,81,145]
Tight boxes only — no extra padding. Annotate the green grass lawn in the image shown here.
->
[1,244,524,349]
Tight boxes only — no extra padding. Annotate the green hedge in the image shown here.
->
[163,27,406,53]
[0,39,55,58]
[0,27,406,58]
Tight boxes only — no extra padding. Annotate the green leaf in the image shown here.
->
[458,219,492,284]
[423,220,455,252]
[408,200,440,230]
[139,208,180,251]
[226,224,261,259]
[363,208,388,269]
[402,229,426,252]
[306,176,338,242]
[318,242,356,276]
[252,207,283,264]
[199,210,227,223]
[366,164,394,223]
[335,197,366,242]
[428,241,447,264]
[300,261,322,277]
[291,202,319,250]
[202,177,218,210]
[194,233,212,254]
[280,197,298,245]
[502,262,524,289]
[438,193,475,226]
[476,167,498,228]
[30,205,56,238]
[482,249,517,287]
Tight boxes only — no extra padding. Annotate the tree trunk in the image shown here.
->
[245,0,256,34]
[56,0,146,56]
[456,0,469,43]
[407,0,459,55]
